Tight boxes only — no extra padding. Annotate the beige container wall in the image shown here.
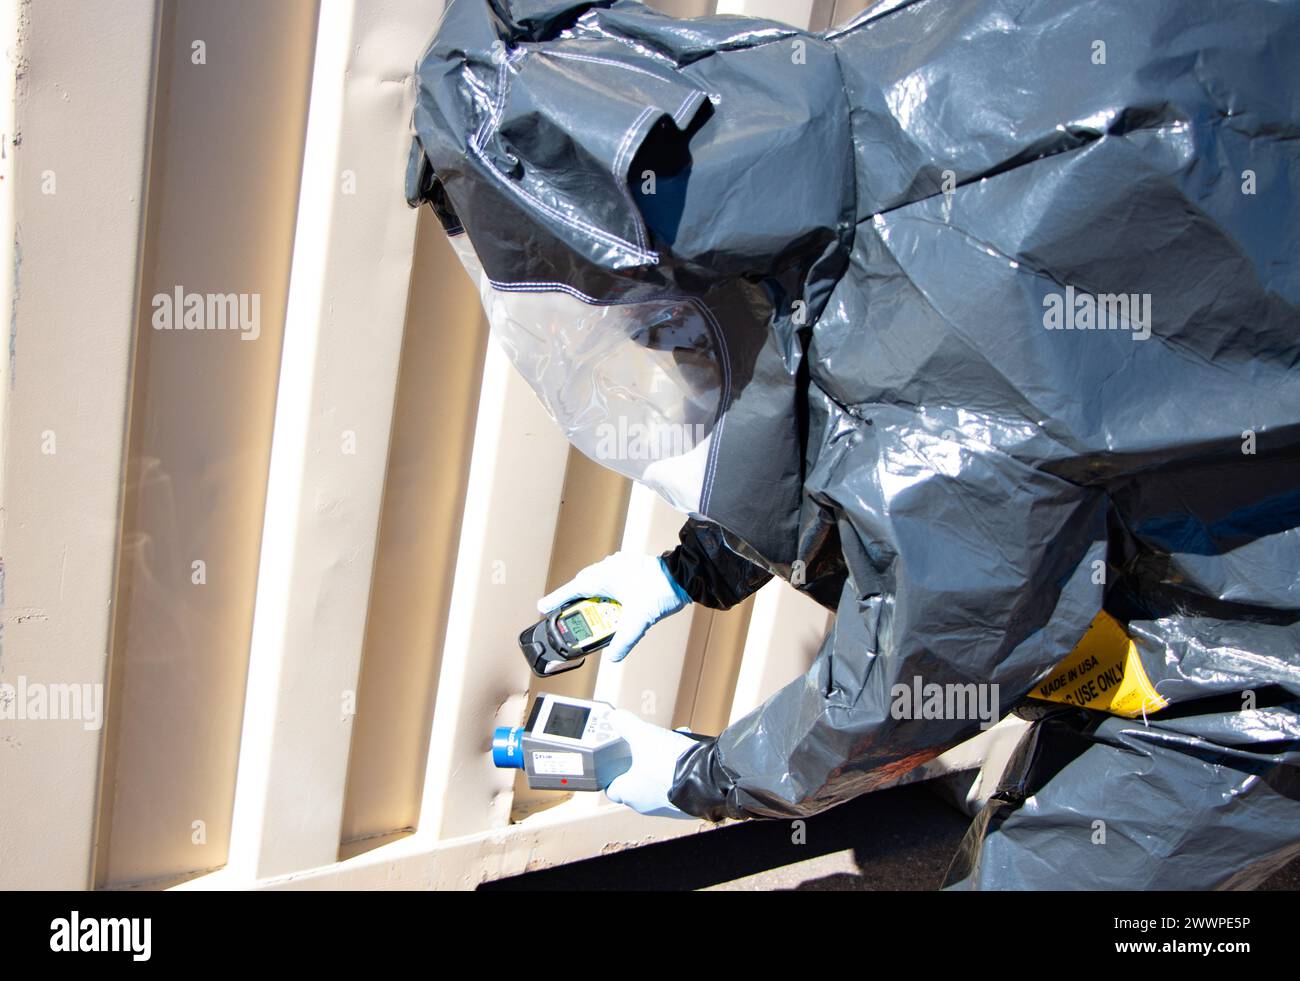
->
[337,206,491,849]
[4,0,1013,892]
[96,0,322,888]
[824,0,877,30]
[0,0,159,891]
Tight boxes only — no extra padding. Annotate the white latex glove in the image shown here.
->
[604,709,697,820]
[537,551,691,663]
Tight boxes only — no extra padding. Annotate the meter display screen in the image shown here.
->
[544,703,590,739]
[560,611,593,642]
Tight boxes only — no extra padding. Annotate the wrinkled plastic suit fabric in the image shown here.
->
[943,702,1300,890]
[408,0,1300,888]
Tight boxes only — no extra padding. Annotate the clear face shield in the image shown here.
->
[450,236,724,515]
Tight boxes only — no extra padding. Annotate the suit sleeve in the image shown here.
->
[668,431,1111,823]
[661,518,773,611]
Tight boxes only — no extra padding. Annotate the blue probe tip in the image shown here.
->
[492,726,525,769]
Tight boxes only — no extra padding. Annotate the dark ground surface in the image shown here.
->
[480,782,1300,891]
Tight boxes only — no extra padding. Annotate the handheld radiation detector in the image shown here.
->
[518,596,621,677]
[492,694,631,791]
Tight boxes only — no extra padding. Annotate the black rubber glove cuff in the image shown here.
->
[667,735,742,822]
[661,519,772,611]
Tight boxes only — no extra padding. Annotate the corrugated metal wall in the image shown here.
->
[6,0,998,892]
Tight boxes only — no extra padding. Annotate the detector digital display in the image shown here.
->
[543,703,590,739]
[560,611,592,642]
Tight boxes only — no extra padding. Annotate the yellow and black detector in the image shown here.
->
[519,597,621,677]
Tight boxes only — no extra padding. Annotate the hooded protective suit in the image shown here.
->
[407,0,1300,888]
